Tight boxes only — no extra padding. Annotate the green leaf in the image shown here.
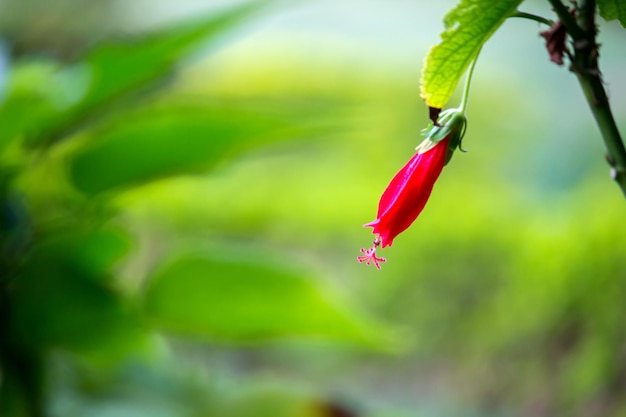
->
[67,102,307,195]
[0,2,265,151]
[0,60,75,153]
[8,228,150,363]
[420,0,523,109]
[597,0,626,27]
[143,248,397,349]
[75,1,265,113]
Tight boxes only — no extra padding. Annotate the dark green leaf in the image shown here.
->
[0,2,265,151]
[420,0,523,109]
[597,0,626,27]
[0,61,79,153]
[8,228,149,362]
[67,102,305,195]
[143,248,397,349]
[75,1,265,113]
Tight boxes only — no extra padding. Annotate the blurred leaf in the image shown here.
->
[597,0,626,27]
[74,1,265,115]
[67,102,310,195]
[9,228,150,363]
[143,248,396,349]
[0,1,265,151]
[420,0,522,109]
[216,387,324,417]
[37,227,133,278]
[0,60,80,152]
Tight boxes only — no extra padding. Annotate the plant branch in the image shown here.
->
[577,0,597,33]
[547,0,626,196]
[546,0,586,39]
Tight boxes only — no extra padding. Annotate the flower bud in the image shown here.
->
[358,107,468,268]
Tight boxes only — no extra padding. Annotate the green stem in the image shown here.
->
[577,0,597,33]
[547,0,626,196]
[510,10,553,26]
[459,49,481,114]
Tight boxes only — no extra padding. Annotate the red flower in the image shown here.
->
[367,136,449,247]
[357,137,450,269]
[357,108,466,269]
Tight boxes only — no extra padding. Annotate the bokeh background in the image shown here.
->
[1,0,625,416]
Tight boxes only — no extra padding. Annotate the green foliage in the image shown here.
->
[0,1,266,151]
[8,228,146,359]
[0,2,392,415]
[1,1,626,417]
[68,102,304,195]
[420,0,523,109]
[144,249,394,347]
[597,0,626,27]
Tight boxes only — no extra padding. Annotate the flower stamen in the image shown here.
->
[357,236,387,270]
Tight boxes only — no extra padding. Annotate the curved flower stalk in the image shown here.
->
[357,109,466,269]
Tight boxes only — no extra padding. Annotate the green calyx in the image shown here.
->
[419,108,467,164]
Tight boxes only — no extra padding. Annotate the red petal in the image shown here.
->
[365,138,449,247]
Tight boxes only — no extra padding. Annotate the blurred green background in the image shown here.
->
[0,0,625,416]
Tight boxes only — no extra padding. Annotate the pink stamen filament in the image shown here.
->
[357,236,387,270]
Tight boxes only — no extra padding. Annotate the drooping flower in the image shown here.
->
[365,136,449,248]
[358,108,466,268]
